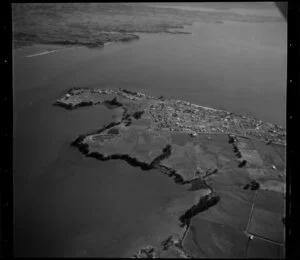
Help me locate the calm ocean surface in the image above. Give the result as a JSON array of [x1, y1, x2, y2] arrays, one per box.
[[13, 20, 286, 256]]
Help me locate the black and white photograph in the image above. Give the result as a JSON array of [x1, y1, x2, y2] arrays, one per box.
[[11, 2, 287, 258]]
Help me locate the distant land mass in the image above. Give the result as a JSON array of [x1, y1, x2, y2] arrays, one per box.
[[54, 88, 285, 258], [12, 3, 283, 49]]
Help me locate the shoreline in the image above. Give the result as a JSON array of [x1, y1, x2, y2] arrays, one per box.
[[54, 87, 286, 258], [54, 87, 286, 146]]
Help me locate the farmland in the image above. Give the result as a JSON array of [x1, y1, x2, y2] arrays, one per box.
[[54, 87, 285, 258]]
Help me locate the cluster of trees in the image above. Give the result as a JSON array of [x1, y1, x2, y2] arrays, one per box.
[[238, 160, 247, 168], [132, 111, 144, 119], [243, 180, 259, 190]]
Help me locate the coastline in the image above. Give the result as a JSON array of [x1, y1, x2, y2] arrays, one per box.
[[54, 87, 286, 146]]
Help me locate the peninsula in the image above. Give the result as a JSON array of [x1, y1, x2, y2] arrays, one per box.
[[54, 87, 286, 258]]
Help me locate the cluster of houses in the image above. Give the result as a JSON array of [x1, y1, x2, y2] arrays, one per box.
[[145, 98, 285, 145]]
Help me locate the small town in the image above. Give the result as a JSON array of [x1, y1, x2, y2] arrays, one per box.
[[145, 97, 286, 145], [12, 2, 287, 258], [57, 87, 286, 146]]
